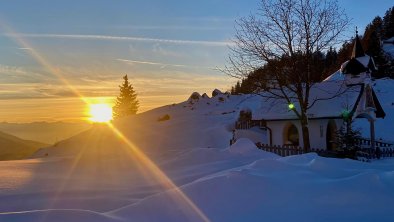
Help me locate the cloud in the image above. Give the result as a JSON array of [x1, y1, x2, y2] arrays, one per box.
[[116, 25, 232, 31], [175, 16, 236, 23], [151, 43, 183, 58], [0, 82, 117, 100], [0, 64, 27, 75], [117, 59, 186, 68], [0, 64, 49, 83], [3, 33, 233, 47], [116, 58, 213, 70], [17, 47, 33, 51]]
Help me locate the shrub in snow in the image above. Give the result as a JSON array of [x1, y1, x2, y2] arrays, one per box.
[[189, 92, 201, 101], [202, 93, 209, 99], [334, 121, 362, 159], [218, 97, 225, 102], [158, 114, 170, 122], [212, 89, 222, 97]]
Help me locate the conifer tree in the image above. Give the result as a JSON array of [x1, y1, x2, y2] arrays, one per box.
[[363, 16, 388, 78], [383, 7, 394, 39], [234, 81, 241, 94], [324, 47, 338, 76], [113, 75, 139, 119]]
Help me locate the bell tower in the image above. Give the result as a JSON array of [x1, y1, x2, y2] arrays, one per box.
[[340, 29, 376, 85]]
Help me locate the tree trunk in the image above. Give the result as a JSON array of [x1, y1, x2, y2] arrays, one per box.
[[300, 115, 311, 152]]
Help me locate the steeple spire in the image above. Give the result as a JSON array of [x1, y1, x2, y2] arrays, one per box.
[[351, 27, 365, 58]]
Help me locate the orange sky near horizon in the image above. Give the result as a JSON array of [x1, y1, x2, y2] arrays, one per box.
[[1, 0, 392, 123], [0, 94, 195, 123]]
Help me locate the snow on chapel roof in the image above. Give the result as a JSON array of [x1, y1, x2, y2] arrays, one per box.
[[251, 32, 385, 121], [324, 70, 344, 81], [252, 81, 363, 120]]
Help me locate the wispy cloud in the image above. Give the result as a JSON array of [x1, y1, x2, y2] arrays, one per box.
[[116, 25, 232, 31], [0, 64, 49, 83], [176, 16, 236, 23], [116, 58, 214, 70], [17, 47, 33, 51], [3, 33, 233, 47]]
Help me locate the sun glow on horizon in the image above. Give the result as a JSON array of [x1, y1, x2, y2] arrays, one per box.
[[89, 103, 113, 123], [1, 21, 210, 221]]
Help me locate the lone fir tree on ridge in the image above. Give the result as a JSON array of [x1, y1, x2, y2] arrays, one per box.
[[113, 75, 139, 119]]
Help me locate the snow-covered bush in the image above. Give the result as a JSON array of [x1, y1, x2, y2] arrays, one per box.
[[212, 89, 222, 97], [189, 92, 201, 101]]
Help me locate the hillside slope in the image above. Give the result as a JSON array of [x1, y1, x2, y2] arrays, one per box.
[[0, 131, 48, 160], [2, 84, 394, 221], [32, 91, 256, 158], [33, 79, 394, 159]]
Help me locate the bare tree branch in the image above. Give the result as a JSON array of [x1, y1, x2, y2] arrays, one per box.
[[222, 0, 350, 150]]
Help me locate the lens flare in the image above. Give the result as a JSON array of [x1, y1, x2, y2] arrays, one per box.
[[0, 20, 209, 222]]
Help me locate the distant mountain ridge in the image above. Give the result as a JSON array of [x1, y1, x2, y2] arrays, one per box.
[[0, 131, 49, 160], [0, 122, 91, 144]]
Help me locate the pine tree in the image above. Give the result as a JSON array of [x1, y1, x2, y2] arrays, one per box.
[[363, 16, 383, 54], [234, 81, 241, 94], [113, 75, 139, 119], [324, 47, 338, 76], [383, 7, 394, 39], [336, 39, 354, 66], [230, 86, 236, 95], [363, 16, 389, 78], [335, 121, 362, 155]]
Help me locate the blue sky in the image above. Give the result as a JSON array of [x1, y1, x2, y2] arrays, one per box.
[[0, 0, 393, 122]]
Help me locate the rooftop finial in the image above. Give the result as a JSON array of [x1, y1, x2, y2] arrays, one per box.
[[351, 27, 365, 59]]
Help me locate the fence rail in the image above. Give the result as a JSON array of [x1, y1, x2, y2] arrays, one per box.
[[235, 120, 266, 130], [254, 142, 394, 161], [255, 143, 324, 157], [233, 120, 394, 161], [355, 138, 394, 149]]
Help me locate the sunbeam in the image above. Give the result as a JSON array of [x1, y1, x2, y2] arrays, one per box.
[[0, 20, 209, 222], [107, 122, 211, 222], [0, 21, 88, 104]]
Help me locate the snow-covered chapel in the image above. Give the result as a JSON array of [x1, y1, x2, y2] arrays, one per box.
[[236, 33, 386, 151]]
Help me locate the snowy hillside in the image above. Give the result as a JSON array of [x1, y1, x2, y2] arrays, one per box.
[[1, 84, 394, 221], [32, 91, 260, 158]]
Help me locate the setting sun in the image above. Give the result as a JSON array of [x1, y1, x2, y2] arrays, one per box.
[[89, 103, 113, 123]]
